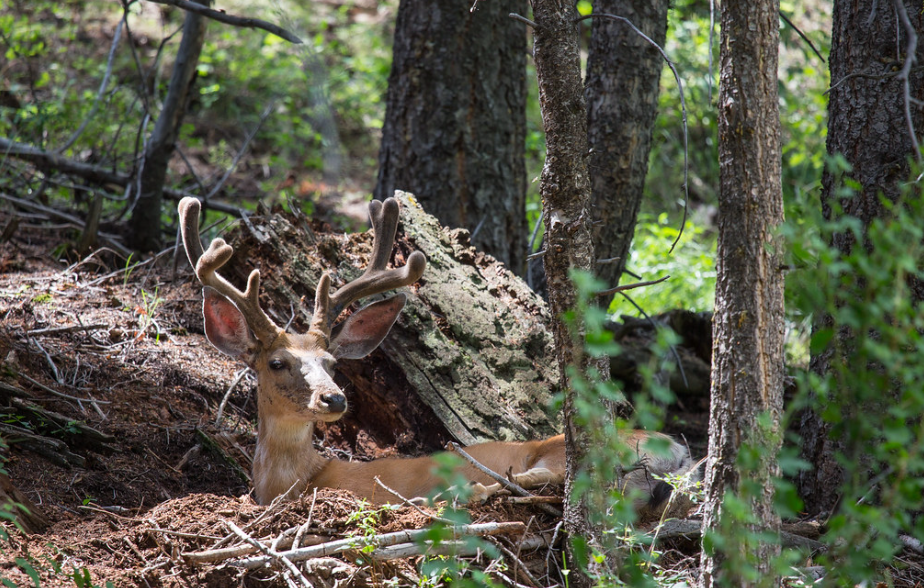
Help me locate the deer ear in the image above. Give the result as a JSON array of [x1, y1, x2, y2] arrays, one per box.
[[202, 286, 260, 360], [330, 294, 407, 360]]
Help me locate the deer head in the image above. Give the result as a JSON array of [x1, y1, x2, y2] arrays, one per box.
[[177, 197, 426, 430]]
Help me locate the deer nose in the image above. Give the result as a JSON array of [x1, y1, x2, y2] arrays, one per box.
[[321, 393, 346, 413]]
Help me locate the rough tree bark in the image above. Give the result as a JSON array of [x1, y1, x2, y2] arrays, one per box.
[[797, 0, 924, 516], [129, 1, 209, 251], [585, 0, 668, 293], [530, 1, 596, 585], [222, 192, 561, 453], [374, 0, 529, 275], [700, 0, 785, 586]]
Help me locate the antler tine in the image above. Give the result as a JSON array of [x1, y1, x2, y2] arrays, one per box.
[[177, 197, 282, 345], [178, 197, 205, 267], [327, 197, 426, 324]]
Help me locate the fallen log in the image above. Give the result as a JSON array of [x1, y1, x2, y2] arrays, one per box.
[[215, 191, 562, 451]]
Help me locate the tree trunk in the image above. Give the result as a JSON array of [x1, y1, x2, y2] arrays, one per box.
[[221, 192, 561, 454], [531, 1, 596, 585], [797, 0, 924, 516], [700, 0, 784, 585], [374, 0, 529, 276], [585, 0, 668, 294], [129, 1, 209, 252]]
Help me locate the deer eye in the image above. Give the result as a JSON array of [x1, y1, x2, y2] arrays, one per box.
[[268, 358, 286, 371]]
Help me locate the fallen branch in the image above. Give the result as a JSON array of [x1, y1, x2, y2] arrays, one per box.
[[447, 442, 562, 518], [366, 540, 471, 561], [0, 192, 132, 258], [0, 422, 86, 467], [25, 323, 109, 337], [183, 532, 328, 564], [900, 533, 924, 555], [233, 521, 526, 570], [9, 397, 116, 446], [507, 496, 562, 505], [373, 476, 454, 524], [0, 140, 247, 217], [15, 371, 112, 406], [647, 519, 826, 553], [364, 534, 558, 563], [487, 535, 545, 588]]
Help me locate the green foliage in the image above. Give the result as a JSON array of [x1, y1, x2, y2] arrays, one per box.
[[561, 270, 702, 586], [609, 213, 716, 315], [29, 293, 53, 305], [138, 287, 163, 342], [780, 156, 924, 585], [345, 500, 400, 559], [784, 157, 924, 586], [0, 491, 113, 588], [193, 1, 393, 173], [0, 0, 395, 227]]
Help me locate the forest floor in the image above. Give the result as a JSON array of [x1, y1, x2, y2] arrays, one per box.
[[0, 221, 706, 587], [1, 220, 921, 587]]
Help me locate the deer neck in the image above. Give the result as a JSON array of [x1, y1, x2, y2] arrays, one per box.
[[252, 405, 329, 504]]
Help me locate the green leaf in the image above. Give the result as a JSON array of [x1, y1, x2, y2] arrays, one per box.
[[809, 328, 834, 354]]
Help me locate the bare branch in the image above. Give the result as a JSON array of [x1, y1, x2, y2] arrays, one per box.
[[26, 324, 109, 336], [447, 442, 562, 518], [225, 520, 312, 588], [779, 11, 826, 64], [617, 292, 689, 389], [892, 0, 921, 162], [595, 275, 669, 296], [509, 13, 538, 28], [214, 367, 250, 427], [825, 68, 902, 95], [143, 0, 303, 44]]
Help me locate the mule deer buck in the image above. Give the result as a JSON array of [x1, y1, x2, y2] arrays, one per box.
[[178, 196, 696, 515]]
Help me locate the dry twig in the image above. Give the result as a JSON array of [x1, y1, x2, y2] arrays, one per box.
[[226, 520, 313, 588], [447, 442, 562, 518], [233, 522, 526, 570]]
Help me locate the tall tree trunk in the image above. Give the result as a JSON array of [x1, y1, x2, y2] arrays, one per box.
[[374, 0, 528, 275], [129, 1, 209, 252], [585, 0, 668, 294], [797, 0, 924, 516], [531, 2, 595, 585], [700, 0, 784, 585]]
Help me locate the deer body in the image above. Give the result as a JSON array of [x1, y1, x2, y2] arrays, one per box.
[[178, 197, 696, 513], [255, 418, 567, 504]]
